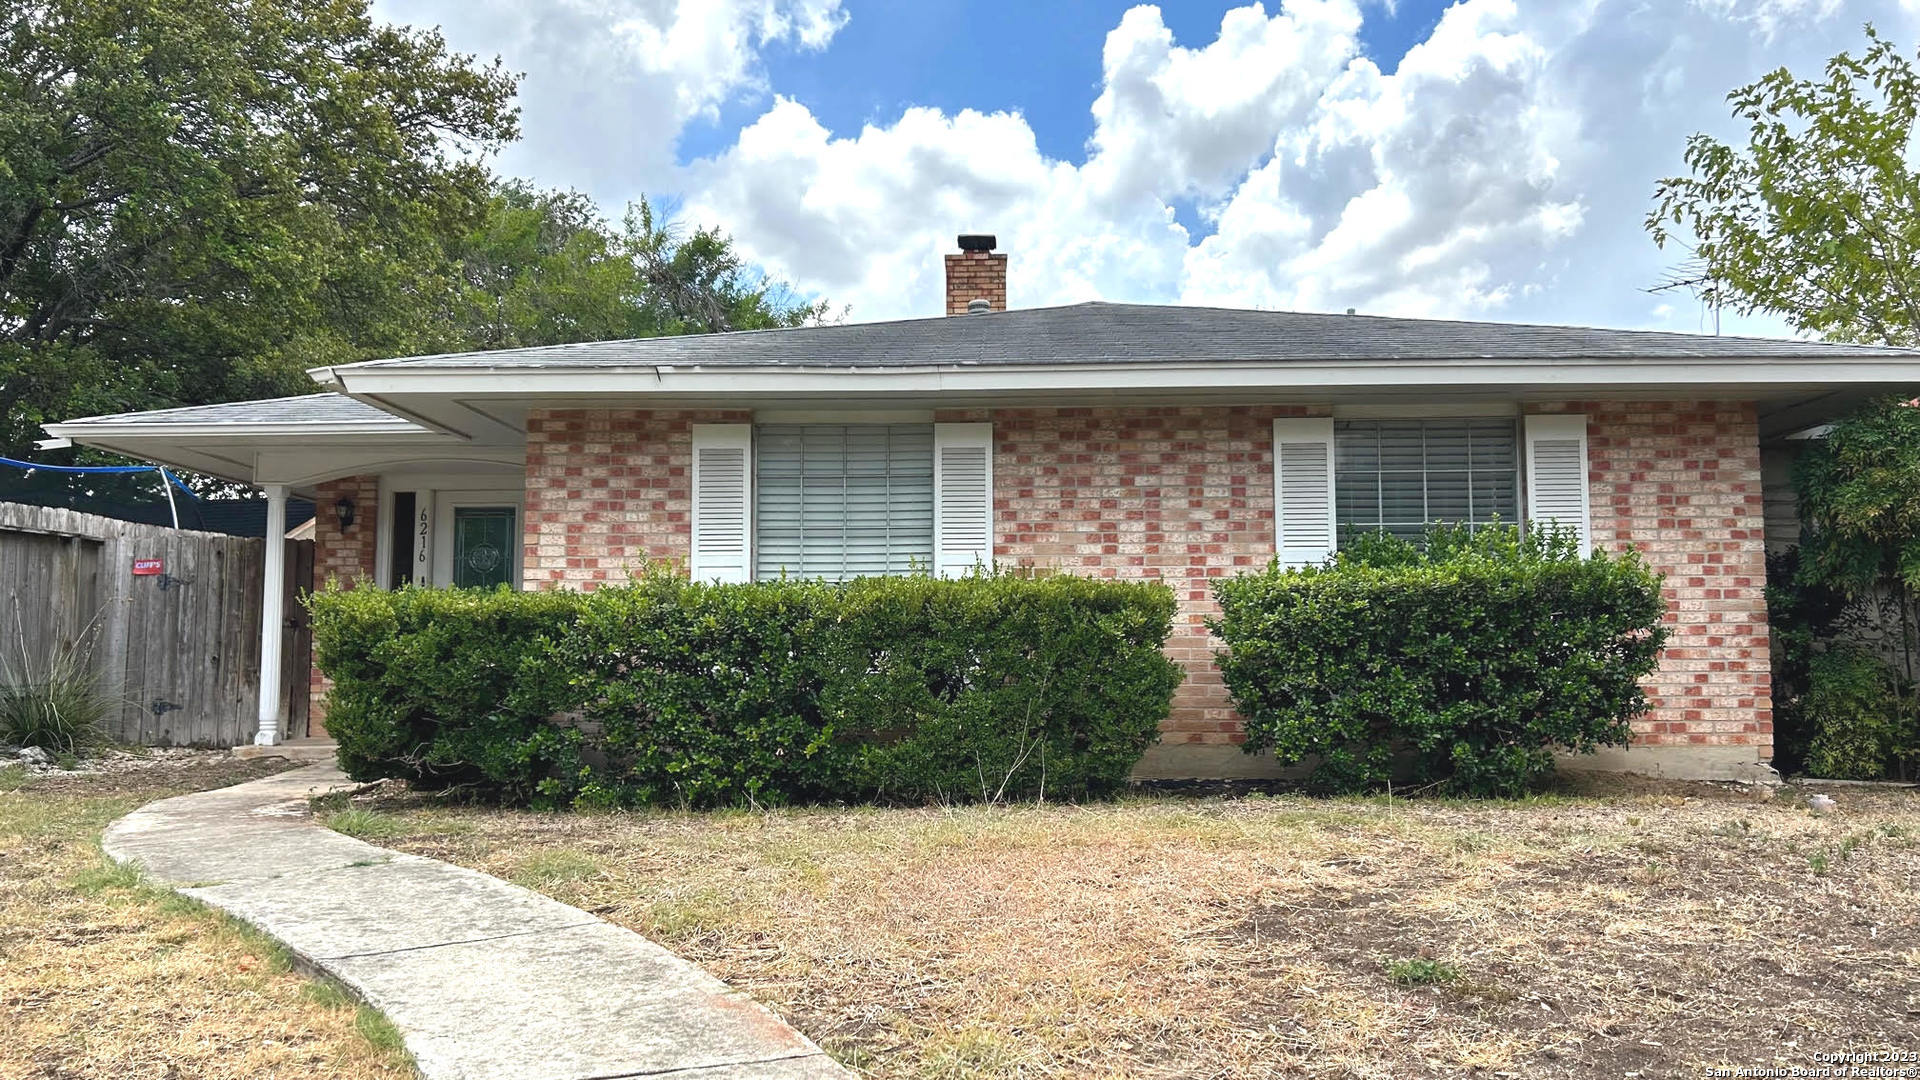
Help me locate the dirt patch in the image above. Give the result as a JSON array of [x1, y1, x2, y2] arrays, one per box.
[[1229, 832, 1912, 1077], [8, 752, 301, 796], [353, 782, 1920, 1079]]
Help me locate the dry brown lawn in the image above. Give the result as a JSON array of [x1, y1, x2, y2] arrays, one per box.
[[347, 776, 1920, 1080], [0, 756, 415, 1080]]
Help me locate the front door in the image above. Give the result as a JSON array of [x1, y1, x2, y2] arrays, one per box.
[[452, 507, 516, 589]]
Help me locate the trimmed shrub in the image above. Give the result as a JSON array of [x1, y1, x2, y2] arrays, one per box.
[[1208, 525, 1668, 796], [309, 570, 1182, 807], [311, 586, 587, 802], [822, 572, 1184, 802], [545, 575, 839, 808]]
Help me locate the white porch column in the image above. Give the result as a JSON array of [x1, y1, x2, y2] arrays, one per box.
[[254, 484, 288, 745]]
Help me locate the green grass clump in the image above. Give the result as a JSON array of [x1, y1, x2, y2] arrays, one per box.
[[324, 809, 409, 841], [1387, 956, 1462, 986], [0, 644, 110, 752]]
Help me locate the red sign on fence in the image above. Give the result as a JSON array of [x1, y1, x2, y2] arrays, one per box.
[[132, 558, 163, 575]]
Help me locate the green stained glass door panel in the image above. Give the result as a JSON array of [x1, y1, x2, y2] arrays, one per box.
[[453, 508, 515, 588]]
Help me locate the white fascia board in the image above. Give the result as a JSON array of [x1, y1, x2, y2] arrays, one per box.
[[41, 420, 430, 439], [46, 438, 260, 487], [327, 356, 1920, 397]]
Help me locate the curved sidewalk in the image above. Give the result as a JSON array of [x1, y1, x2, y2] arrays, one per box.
[[103, 763, 849, 1080]]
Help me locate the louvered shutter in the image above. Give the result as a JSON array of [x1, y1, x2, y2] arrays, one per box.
[[1524, 413, 1592, 551], [934, 422, 993, 577], [1273, 417, 1336, 565], [691, 424, 752, 582]]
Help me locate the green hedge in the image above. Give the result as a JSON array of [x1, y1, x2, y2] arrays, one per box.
[[310, 571, 1183, 807], [1208, 526, 1669, 795]]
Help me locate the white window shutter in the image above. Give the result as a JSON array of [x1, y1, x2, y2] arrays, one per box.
[[1273, 417, 1336, 566], [933, 422, 993, 577], [691, 424, 752, 582], [1525, 413, 1592, 551]]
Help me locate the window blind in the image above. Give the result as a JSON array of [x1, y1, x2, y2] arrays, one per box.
[[1334, 418, 1519, 541], [754, 424, 935, 581]]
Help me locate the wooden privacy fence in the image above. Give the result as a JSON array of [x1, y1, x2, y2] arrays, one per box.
[[0, 502, 313, 746]]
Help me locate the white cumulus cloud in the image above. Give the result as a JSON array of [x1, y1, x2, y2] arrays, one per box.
[[376, 0, 1920, 334], [370, 0, 847, 195], [686, 0, 1365, 317], [680, 0, 1920, 333]]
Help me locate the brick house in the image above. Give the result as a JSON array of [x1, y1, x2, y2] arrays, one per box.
[[45, 237, 1920, 781]]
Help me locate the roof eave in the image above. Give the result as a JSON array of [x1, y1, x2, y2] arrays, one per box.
[[322, 354, 1920, 397]]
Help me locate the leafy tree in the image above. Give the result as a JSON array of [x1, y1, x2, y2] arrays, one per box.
[[1784, 396, 1920, 778], [443, 183, 629, 350], [1796, 395, 1920, 595], [1653, 31, 1920, 777], [442, 184, 829, 351], [618, 198, 832, 335], [0, 0, 520, 457], [0, 1, 831, 465], [1647, 26, 1920, 345]]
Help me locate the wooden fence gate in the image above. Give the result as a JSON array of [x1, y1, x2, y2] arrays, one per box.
[[0, 502, 315, 746]]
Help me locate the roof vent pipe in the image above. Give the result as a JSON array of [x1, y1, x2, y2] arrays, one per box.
[[967, 298, 991, 315]]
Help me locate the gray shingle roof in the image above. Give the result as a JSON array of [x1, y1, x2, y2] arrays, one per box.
[[330, 301, 1920, 371], [61, 394, 416, 427]]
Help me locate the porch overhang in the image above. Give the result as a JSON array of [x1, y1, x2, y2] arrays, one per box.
[[41, 398, 513, 494]]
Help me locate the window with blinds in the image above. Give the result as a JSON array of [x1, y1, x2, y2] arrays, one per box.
[[1334, 418, 1519, 542], [754, 424, 935, 581]]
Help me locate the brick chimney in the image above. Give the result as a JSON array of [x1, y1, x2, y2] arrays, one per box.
[[944, 234, 1006, 315]]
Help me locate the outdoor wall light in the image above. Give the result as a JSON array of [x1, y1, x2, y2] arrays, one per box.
[[334, 496, 357, 530]]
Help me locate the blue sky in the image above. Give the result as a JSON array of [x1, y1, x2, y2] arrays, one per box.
[[672, 0, 1455, 245], [679, 1, 1452, 165], [372, 0, 1920, 332]]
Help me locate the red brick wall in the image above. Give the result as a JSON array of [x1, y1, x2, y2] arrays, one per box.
[[513, 402, 1772, 760], [523, 408, 752, 589], [969, 406, 1324, 747], [310, 474, 379, 730], [1536, 401, 1772, 752]]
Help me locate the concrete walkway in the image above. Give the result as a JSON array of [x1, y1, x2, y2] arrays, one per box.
[[103, 764, 850, 1080]]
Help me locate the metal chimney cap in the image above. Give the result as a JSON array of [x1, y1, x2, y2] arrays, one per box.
[[967, 298, 992, 314], [957, 234, 996, 252]]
